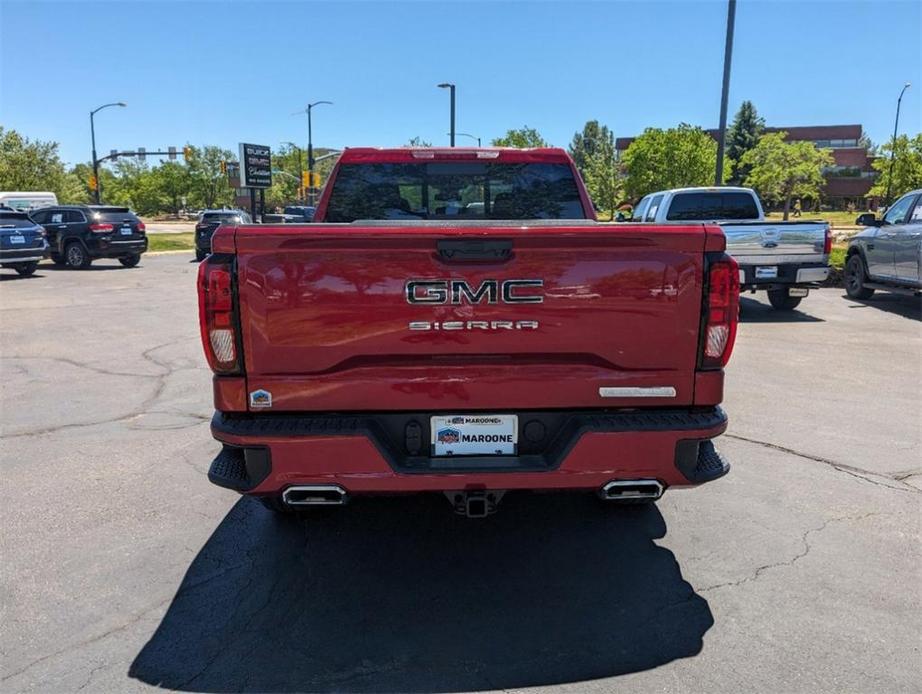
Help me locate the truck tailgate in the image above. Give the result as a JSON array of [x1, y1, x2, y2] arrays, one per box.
[[233, 223, 713, 411], [720, 221, 828, 261]]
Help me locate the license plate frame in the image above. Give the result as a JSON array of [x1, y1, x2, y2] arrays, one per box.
[[120, 226, 133, 236], [755, 266, 778, 279], [430, 414, 518, 457], [789, 287, 809, 297], [9, 235, 25, 244]]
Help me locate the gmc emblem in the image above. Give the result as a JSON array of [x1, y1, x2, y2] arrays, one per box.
[[406, 279, 544, 304]]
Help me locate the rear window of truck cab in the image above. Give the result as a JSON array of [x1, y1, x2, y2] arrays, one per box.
[[666, 192, 760, 221], [324, 162, 585, 222]]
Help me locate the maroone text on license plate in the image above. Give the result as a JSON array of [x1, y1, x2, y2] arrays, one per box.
[[431, 414, 518, 456]]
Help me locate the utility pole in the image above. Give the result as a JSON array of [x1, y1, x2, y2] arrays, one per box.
[[885, 82, 911, 206], [89, 102, 126, 203], [301, 101, 333, 206], [282, 141, 304, 202], [438, 83, 456, 146], [714, 0, 736, 186]]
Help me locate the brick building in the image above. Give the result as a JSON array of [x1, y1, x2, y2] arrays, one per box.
[[614, 124, 878, 208]]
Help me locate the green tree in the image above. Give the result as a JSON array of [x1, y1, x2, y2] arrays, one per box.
[[0, 127, 67, 194], [186, 145, 236, 209], [491, 126, 548, 148], [622, 124, 723, 199], [568, 120, 613, 176], [153, 161, 191, 214], [726, 100, 765, 184], [741, 132, 833, 219], [869, 133, 922, 201], [406, 136, 432, 147], [582, 147, 621, 219]]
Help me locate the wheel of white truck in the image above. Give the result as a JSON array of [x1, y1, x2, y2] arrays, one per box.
[[767, 288, 802, 311], [844, 254, 875, 300]]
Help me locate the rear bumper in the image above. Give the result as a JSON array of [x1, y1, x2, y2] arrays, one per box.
[[209, 407, 730, 496], [738, 260, 829, 289], [86, 237, 148, 258], [0, 242, 47, 262]]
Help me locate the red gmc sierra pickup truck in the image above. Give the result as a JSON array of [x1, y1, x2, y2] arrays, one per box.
[[198, 147, 739, 517]]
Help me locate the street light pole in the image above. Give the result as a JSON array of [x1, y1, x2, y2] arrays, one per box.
[[455, 132, 481, 147], [714, 0, 736, 186], [438, 83, 456, 146], [89, 101, 126, 204], [885, 82, 911, 206], [301, 100, 332, 206]]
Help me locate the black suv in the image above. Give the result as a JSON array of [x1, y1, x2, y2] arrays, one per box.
[[195, 209, 251, 261], [30, 205, 148, 269]]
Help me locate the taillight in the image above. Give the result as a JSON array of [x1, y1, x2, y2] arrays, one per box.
[[823, 226, 832, 255], [137, 221, 146, 233], [89, 223, 114, 233], [198, 258, 240, 374], [700, 254, 740, 369]]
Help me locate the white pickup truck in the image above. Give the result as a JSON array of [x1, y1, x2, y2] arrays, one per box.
[[630, 187, 830, 310]]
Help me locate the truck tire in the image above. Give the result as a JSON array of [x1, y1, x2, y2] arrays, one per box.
[[767, 288, 802, 311], [14, 262, 39, 277], [119, 254, 141, 268], [65, 242, 91, 269], [844, 254, 875, 300]]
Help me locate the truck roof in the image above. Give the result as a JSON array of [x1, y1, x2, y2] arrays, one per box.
[[337, 147, 575, 164], [647, 186, 756, 195]]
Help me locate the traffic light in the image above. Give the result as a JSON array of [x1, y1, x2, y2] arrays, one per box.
[[301, 171, 310, 188], [183, 146, 193, 162], [220, 161, 227, 175], [88, 175, 98, 191]]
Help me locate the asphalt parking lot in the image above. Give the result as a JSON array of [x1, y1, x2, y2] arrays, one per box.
[[1, 253, 920, 693]]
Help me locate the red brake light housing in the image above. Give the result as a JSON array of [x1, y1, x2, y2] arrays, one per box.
[[137, 221, 146, 233], [198, 257, 241, 374], [699, 253, 740, 369], [89, 223, 114, 233], [823, 226, 832, 255]]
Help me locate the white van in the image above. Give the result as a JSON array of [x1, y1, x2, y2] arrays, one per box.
[[0, 191, 58, 212]]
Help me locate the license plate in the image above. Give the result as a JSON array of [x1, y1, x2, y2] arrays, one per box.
[[120, 227, 132, 235], [789, 287, 809, 297], [431, 414, 518, 456], [755, 266, 778, 279], [9, 235, 24, 244]]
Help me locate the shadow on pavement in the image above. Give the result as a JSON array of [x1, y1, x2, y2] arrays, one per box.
[[0, 273, 45, 281], [130, 494, 712, 692], [739, 296, 824, 323], [843, 293, 922, 321]]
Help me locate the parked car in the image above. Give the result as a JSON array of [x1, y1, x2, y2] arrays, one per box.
[[194, 209, 251, 262], [283, 205, 316, 222], [199, 147, 739, 517], [628, 187, 830, 310], [29, 205, 147, 269], [0, 210, 47, 276], [845, 190, 922, 299]]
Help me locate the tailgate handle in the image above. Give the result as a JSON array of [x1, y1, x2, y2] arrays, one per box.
[[437, 239, 513, 263]]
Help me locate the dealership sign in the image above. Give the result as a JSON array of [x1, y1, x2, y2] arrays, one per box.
[[238, 143, 272, 188]]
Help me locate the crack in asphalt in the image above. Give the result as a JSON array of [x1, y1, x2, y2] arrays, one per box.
[[1, 338, 205, 439], [698, 511, 884, 593], [724, 434, 919, 494]]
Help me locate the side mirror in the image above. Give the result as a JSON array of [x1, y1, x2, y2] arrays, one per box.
[[855, 213, 878, 227]]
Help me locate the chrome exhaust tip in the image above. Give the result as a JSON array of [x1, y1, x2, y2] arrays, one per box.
[[598, 479, 664, 502], [282, 484, 348, 506]]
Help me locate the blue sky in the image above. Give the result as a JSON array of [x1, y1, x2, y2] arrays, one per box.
[[2, 0, 920, 166]]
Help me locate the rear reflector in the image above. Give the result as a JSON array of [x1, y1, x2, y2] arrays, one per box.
[[198, 258, 240, 374], [700, 255, 740, 369]]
